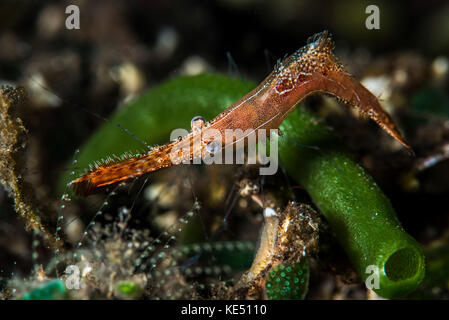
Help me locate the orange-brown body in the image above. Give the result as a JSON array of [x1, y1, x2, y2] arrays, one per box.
[[71, 31, 411, 196]]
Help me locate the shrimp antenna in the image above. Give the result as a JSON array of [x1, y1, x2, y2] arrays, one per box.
[[29, 77, 150, 149]]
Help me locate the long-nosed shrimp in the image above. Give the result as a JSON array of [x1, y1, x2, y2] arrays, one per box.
[[71, 31, 412, 196]]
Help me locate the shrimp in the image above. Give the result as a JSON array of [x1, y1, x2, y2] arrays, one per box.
[[71, 31, 412, 196]]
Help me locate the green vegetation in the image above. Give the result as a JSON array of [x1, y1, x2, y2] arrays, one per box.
[[265, 260, 309, 300]]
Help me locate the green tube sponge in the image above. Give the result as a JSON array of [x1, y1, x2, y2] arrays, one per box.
[[278, 107, 425, 298]]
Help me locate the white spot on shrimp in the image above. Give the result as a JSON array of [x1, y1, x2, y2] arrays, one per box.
[[190, 115, 206, 132], [263, 207, 277, 218], [206, 140, 220, 155]]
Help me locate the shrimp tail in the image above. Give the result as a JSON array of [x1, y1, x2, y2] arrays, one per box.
[[70, 143, 176, 196]]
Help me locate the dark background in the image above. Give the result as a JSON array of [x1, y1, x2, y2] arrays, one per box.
[[1, 0, 449, 299]]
